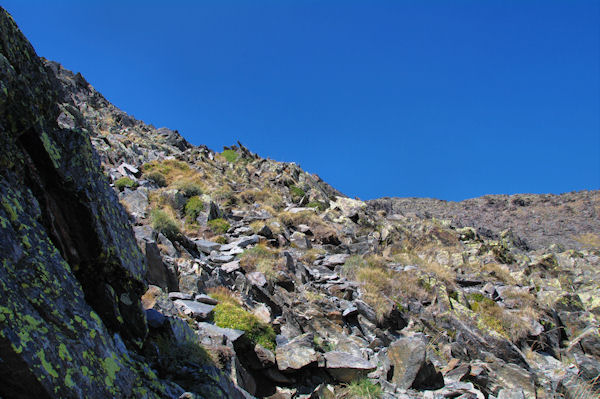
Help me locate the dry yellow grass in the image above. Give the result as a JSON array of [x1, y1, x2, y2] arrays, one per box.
[[238, 188, 284, 209], [238, 244, 281, 278], [278, 210, 321, 227], [481, 262, 518, 285], [299, 248, 326, 264], [575, 233, 600, 250], [206, 286, 241, 306], [421, 261, 456, 288]]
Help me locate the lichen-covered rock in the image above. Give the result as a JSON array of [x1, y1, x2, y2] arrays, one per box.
[[275, 333, 318, 372], [0, 7, 174, 398], [1, 10, 253, 395]]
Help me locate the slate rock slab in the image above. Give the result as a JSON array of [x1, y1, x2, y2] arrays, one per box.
[[323, 351, 376, 382], [174, 300, 215, 320]]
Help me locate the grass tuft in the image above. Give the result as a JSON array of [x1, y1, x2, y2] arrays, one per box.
[[340, 378, 382, 399], [145, 171, 167, 187], [212, 302, 276, 350], [238, 244, 280, 277], [115, 177, 137, 191], [150, 208, 181, 242], [207, 218, 230, 234], [184, 196, 204, 222]]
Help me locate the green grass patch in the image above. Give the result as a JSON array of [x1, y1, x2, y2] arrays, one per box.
[[207, 218, 230, 234], [114, 177, 137, 191], [185, 196, 204, 222], [145, 171, 167, 187], [212, 302, 276, 350], [150, 209, 181, 242], [221, 149, 239, 163], [307, 201, 328, 212], [289, 185, 305, 201]]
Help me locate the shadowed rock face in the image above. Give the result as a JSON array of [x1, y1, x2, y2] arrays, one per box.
[[368, 191, 600, 251], [0, 7, 166, 398]]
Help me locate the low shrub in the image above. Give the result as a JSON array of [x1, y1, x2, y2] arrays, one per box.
[[145, 171, 167, 187], [150, 209, 181, 242], [221, 149, 239, 163], [114, 177, 137, 191], [184, 196, 204, 221], [212, 302, 276, 350], [289, 185, 305, 201], [177, 181, 204, 197], [207, 218, 230, 234], [213, 235, 228, 244], [307, 201, 328, 212]]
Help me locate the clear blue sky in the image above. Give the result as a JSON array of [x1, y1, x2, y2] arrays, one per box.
[[4, 1, 599, 201]]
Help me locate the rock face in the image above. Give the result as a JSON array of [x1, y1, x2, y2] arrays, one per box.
[[0, 8, 158, 398], [0, 8, 241, 399]]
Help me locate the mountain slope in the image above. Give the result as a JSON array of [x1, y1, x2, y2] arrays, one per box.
[[2, 6, 599, 399], [368, 191, 600, 251]]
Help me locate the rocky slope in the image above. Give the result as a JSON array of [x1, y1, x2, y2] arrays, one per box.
[[368, 192, 600, 251], [1, 7, 599, 399]]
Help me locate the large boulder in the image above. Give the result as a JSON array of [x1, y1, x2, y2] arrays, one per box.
[[323, 351, 376, 383], [275, 333, 318, 372], [387, 336, 444, 390]]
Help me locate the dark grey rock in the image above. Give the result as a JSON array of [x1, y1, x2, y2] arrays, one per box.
[[221, 260, 241, 273], [119, 188, 148, 219], [195, 294, 218, 305], [387, 336, 427, 389], [257, 224, 273, 239], [168, 292, 193, 301], [174, 300, 215, 320], [323, 351, 376, 383], [146, 309, 167, 328], [276, 333, 318, 372], [322, 254, 350, 268], [208, 201, 224, 221], [195, 239, 222, 254], [209, 252, 235, 264], [196, 322, 245, 344]]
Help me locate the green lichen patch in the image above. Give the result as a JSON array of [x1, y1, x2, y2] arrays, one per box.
[[40, 131, 62, 168]]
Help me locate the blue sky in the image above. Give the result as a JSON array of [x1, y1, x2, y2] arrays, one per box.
[[4, 1, 599, 200]]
